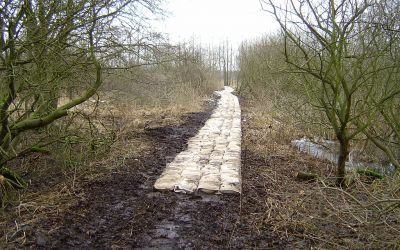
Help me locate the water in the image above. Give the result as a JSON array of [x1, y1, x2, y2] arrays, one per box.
[[291, 138, 395, 175]]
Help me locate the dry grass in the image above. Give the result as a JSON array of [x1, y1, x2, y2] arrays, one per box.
[[241, 97, 400, 249], [0, 81, 221, 246]]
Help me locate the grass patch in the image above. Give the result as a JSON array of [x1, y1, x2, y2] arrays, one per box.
[[0, 82, 220, 247], [240, 97, 400, 249]]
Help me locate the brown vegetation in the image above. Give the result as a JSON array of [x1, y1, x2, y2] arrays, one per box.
[[1, 0, 399, 248], [238, 97, 400, 248], [1, 91, 399, 248], [0, 78, 220, 246]]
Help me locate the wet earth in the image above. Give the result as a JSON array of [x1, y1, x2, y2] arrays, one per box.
[[3, 97, 290, 249], [35, 99, 239, 249], [21, 99, 243, 249], [3, 93, 398, 249]]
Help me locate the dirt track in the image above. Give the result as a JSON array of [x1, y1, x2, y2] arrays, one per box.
[[2, 91, 399, 249], [27, 98, 237, 249], [2, 97, 292, 249]]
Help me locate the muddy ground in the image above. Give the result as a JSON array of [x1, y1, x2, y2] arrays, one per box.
[[32, 98, 241, 249], [1, 96, 398, 249], [1, 95, 290, 249]]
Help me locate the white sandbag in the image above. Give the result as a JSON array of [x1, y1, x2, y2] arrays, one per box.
[[154, 86, 242, 195]]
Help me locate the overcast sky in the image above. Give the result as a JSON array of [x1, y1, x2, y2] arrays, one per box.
[[154, 0, 280, 49]]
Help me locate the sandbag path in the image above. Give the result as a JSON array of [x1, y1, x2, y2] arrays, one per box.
[[154, 86, 241, 194]]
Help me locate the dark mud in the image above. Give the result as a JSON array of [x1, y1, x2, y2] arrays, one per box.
[[3, 97, 292, 249], [43, 104, 207, 247], [10, 98, 238, 249], [3, 95, 397, 249]]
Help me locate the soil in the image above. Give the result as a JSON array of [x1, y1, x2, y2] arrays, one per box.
[[0, 95, 288, 249], [2, 96, 398, 249]]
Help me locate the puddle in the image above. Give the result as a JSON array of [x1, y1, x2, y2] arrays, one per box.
[[144, 203, 188, 249], [144, 192, 225, 249], [292, 138, 395, 175], [153, 221, 180, 239]]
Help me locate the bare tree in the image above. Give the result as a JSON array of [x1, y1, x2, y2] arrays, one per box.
[[355, 0, 400, 169], [217, 40, 234, 86], [0, 0, 162, 184], [261, 0, 400, 185]]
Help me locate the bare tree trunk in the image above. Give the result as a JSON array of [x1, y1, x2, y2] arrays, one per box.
[[230, 46, 234, 87], [226, 40, 229, 86], [337, 136, 349, 186], [365, 131, 400, 170]]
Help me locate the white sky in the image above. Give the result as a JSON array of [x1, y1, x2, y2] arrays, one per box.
[[154, 0, 280, 49]]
